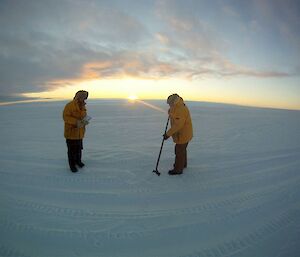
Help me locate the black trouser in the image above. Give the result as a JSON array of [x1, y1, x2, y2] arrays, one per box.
[[174, 143, 188, 172], [66, 139, 83, 169]]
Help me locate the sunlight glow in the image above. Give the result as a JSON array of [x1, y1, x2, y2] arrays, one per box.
[[135, 99, 167, 114], [23, 78, 185, 101], [128, 95, 138, 101], [20, 77, 300, 110]]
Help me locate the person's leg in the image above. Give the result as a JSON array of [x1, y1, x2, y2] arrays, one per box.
[[184, 142, 189, 168], [66, 139, 78, 172], [171, 143, 188, 174], [76, 139, 85, 167]]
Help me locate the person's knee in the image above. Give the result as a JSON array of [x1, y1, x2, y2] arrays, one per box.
[[175, 145, 186, 155]]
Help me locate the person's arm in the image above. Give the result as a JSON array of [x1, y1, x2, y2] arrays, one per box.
[[166, 109, 186, 136], [63, 104, 78, 126]]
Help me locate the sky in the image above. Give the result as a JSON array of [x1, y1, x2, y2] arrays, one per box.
[[0, 0, 299, 109]]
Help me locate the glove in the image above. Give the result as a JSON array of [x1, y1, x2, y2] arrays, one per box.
[[77, 115, 91, 128], [77, 119, 88, 128], [163, 133, 170, 140], [83, 115, 92, 123]]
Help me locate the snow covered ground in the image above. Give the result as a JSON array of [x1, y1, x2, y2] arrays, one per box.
[[0, 99, 300, 257]]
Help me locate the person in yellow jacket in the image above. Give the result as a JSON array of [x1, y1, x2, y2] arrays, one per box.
[[63, 90, 89, 172], [163, 94, 193, 175]]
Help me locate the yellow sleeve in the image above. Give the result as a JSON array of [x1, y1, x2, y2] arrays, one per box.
[[63, 103, 78, 126], [166, 109, 186, 136]]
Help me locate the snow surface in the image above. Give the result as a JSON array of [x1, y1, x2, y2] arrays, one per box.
[[0, 99, 300, 257]]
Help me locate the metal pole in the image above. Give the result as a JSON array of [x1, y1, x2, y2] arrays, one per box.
[[153, 117, 170, 176]]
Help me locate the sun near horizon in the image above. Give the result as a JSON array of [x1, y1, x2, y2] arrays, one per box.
[[127, 95, 139, 101], [18, 77, 300, 111]]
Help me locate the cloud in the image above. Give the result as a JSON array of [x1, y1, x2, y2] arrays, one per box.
[[153, 0, 292, 79], [0, 0, 150, 95], [79, 49, 290, 82], [155, 33, 170, 45], [0, 0, 297, 97], [213, 58, 290, 78], [77, 50, 181, 80], [155, 0, 226, 58]]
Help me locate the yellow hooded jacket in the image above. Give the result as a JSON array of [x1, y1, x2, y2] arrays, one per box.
[[63, 100, 87, 139], [166, 97, 193, 144]]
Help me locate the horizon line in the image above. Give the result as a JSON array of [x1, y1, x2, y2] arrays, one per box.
[[0, 96, 299, 112]]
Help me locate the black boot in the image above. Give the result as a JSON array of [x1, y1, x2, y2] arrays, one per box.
[[168, 169, 183, 175], [70, 166, 78, 173], [76, 161, 85, 168]]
